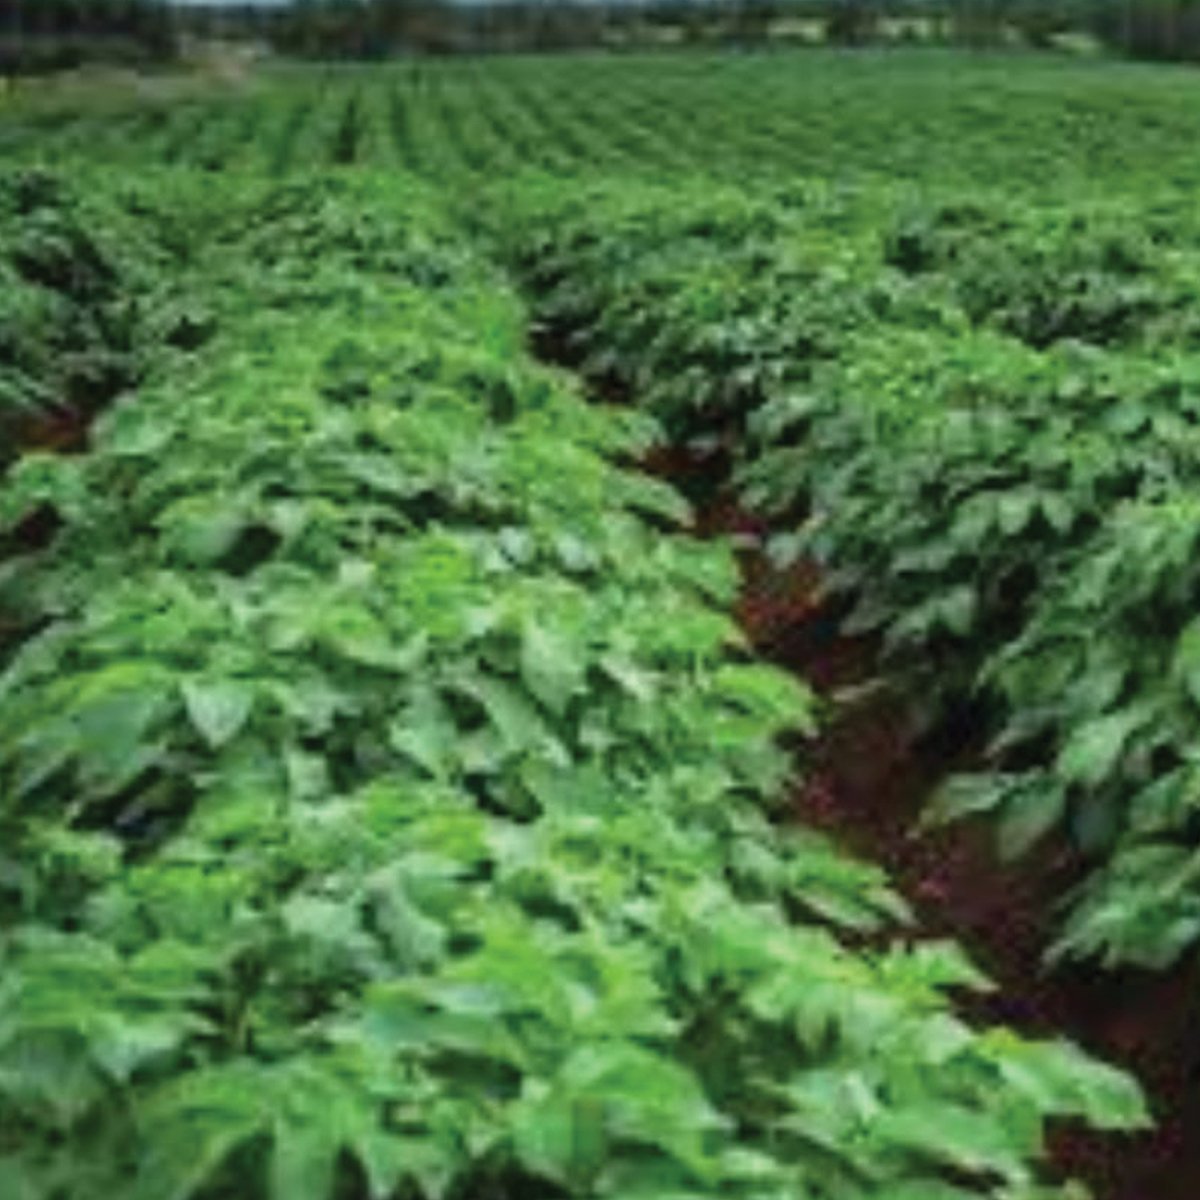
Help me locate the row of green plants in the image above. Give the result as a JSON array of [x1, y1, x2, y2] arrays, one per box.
[[13, 50, 1200, 201], [0, 165, 1147, 1197], [489, 173, 1200, 971], [0, 169, 164, 471]]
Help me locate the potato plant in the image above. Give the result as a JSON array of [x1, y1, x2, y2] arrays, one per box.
[[0, 168, 1148, 1200], [492, 174, 1200, 973]]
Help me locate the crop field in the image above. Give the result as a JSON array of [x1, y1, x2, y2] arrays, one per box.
[[10, 51, 1200, 190], [8, 45, 1200, 1200]]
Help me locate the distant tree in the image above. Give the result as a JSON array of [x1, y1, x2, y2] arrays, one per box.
[[0, 0, 176, 73], [1091, 0, 1200, 61], [946, 0, 1009, 46], [825, 0, 880, 43], [728, 0, 779, 44]]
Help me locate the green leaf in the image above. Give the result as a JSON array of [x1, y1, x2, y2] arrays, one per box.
[[1056, 710, 1143, 789], [133, 1068, 263, 1200], [924, 773, 1012, 828], [271, 1118, 338, 1200], [368, 867, 447, 968], [874, 1186, 980, 1200], [0, 1153, 53, 1200], [598, 652, 657, 701], [998, 777, 1067, 860], [389, 685, 459, 777], [66, 665, 175, 792], [0, 453, 88, 530], [595, 1158, 715, 1199], [1039, 490, 1075, 534], [557, 1042, 724, 1173], [874, 1102, 1027, 1180], [319, 606, 415, 671], [711, 664, 816, 733], [939, 585, 976, 636], [461, 674, 563, 761], [1173, 616, 1200, 707], [997, 489, 1037, 536], [985, 1033, 1151, 1130], [90, 1012, 200, 1083], [352, 1133, 449, 1200], [520, 621, 586, 715], [0, 1028, 107, 1127], [161, 500, 249, 567], [512, 1085, 607, 1189], [894, 941, 995, 994], [181, 679, 254, 750], [281, 894, 370, 954]]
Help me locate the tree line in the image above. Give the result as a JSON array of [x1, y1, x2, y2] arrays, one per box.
[[3, 0, 1200, 75], [247, 0, 1200, 59], [0, 0, 176, 72]]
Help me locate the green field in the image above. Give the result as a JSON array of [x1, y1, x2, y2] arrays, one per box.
[[8, 50, 1200, 191], [9, 46, 1200, 1200]]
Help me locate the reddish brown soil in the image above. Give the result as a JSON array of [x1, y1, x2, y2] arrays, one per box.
[[18, 406, 92, 456], [649, 447, 1200, 1200]]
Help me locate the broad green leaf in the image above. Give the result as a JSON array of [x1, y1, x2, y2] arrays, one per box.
[[319, 606, 414, 671], [877, 1186, 981, 1200], [389, 685, 458, 777], [939, 585, 976, 636], [997, 489, 1037, 536], [133, 1068, 263, 1200], [985, 1034, 1151, 1130], [711, 664, 816, 732], [0, 1028, 106, 1128], [520, 621, 586, 715], [160, 500, 249, 566], [369, 870, 447, 968], [352, 1132, 452, 1200], [998, 777, 1067, 860], [461, 674, 564, 761], [0, 453, 88, 529], [90, 1012, 200, 1082], [924, 773, 1011, 828], [1173, 616, 1200, 707], [182, 678, 255, 750], [596, 1157, 716, 1199], [874, 1102, 1028, 1181], [271, 1118, 338, 1200], [0, 1153, 54, 1200], [512, 1085, 607, 1189], [1056, 711, 1143, 789]]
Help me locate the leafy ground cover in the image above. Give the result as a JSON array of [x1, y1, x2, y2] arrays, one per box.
[[13, 45, 1200, 1200], [0, 164, 1151, 1199]]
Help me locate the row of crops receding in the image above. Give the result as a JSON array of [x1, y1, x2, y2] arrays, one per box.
[[484, 172, 1200, 976], [0, 170, 159, 470], [0, 163, 1153, 1199], [20, 43, 1200, 1197], [13, 52, 1200, 198]]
